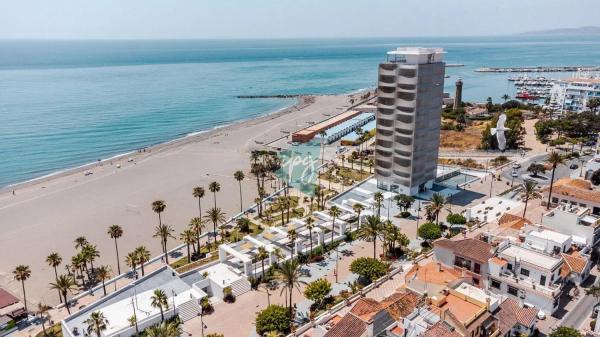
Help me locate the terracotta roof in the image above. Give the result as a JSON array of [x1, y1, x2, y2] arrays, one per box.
[[350, 298, 383, 321], [391, 325, 404, 336], [405, 262, 462, 287], [436, 293, 484, 323], [324, 313, 367, 337], [380, 291, 421, 321], [498, 213, 531, 229], [490, 257, 508, 266], [496, 298, 537, 333], [423, 321, 462, 337], [545, 178, 600, 203], [561, 251, 588, 275], [0, 289, 19, 309], [434, 238, 495, 263]]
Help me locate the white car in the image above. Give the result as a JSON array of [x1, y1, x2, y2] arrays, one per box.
[[511, 170, 519, 178], [512, 163, 521, 169]]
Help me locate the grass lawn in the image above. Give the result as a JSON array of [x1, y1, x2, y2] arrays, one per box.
[[170, 242, 220, 270], [320, 167, 371, 185], [223, 221, 263, 242], [35, 323, 62, 337]]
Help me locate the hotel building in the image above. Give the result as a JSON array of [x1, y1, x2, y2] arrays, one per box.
[[374, 47, 446, 195]]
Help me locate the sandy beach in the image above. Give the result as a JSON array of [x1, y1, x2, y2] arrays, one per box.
[[0, 93, 355, 305]]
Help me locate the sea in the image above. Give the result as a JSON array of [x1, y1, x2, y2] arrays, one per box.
[[1, 36, 600, 187]]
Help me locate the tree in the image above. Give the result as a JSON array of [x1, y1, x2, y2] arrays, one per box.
[[46, 252, 63, 303], [592, 169, 600, 186], [150, 289, 169, 322], [328, 206, 341, 244], [36, 303, 51, 337], [287, 229, 298, 258], [486, 97, 493, 111], [204, 207, 226, 243], [382, 221, 410, 258], [352, 203, 365, 230], [446, 213, 467, 225], [96, 266, 111, 296], [545, 151, 565, 209], [356, 215, 382, 258], [275, 259, 306, 315], [180, 229, 197, 263], [305, 217, 315, 255], [520, 180, 541, 218], [146, 321, 182, 337], [85, 311, 108, 337], [429, 193, 447, 225], [527, 163, 546, 177], [417, 222, 442, 242], [107, 224, 124, 275], [192, 186, 205, 218], [13, 265, 31, 312], [501, 94, 510, 102], [153, 224, 175, 264], [255, 305, 290, 336], [481, 109, 525, 150], [151, 200, 167, 227], [234, 170, 245, 212], [82, 244, 100, 271], [349, 257, 388, 284], [588, 98, 600, 113], [125, 252, 138, 278], [394, 194, 414, 214], [134, 246, 151, 276], [303, 278, 331, 309], [256, 246, 269, 280], [208, 181, 221, 209], [585, 285, 600, 303], [373, 192, 384, 218], [74, 236, 89, 251], [548, 327, 582, 337], [50, 275, 77, 314], [189, 217, 204, 253]]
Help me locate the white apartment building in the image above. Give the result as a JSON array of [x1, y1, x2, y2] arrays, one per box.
[[543, 204, 600, 246], [487, 242, 563, 314], [549, 75, 600, 113]]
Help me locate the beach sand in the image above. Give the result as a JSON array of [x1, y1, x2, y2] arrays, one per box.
[[0, 94, 355, 305]]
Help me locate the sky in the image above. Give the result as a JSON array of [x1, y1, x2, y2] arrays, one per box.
[[1, 0, 599, 39]]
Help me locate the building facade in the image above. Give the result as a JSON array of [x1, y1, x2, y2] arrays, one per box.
[[548, 76, 600, 113], [374, 47, 446, 195]]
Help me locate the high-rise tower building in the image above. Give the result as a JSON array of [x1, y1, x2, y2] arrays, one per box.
[[374, 47, 446, 195]]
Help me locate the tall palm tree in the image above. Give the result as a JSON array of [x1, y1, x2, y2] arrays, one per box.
[[208, 181, 221, 209], [305, 217, 315, 255], [107, 224, 124, 275], [520, 180, 541, 218], [50, 275, 77, 314], [545, 151, 565, 209], [189, 217, 204, 252], [192, 186, 205, 218], [85, 311, 109, 337], [135, 246, 151, 276], [153, 224, 175, 264], [287, 229, 298, 258], [276, 196, 288, 226], [180, 229, 197, 263], [13, 265, 31, 312], [501, 94, 510, 102], [275, 259, 306, 316], [352, 203, 365, 230], [46, 252, 63, 303], [234, 170, 245, 212], [150, 289, 169, 322], [146, 321, 182, 337], [96, 266, 111, 296], [36, 302, 51, 337], [430, 193, 447, 225], [373, 192, 384, 218], [256, 246, 269, 279], [151, 200, 167, 227], [328, 206, 341, 244], [356, 215, 382, 258], [125, 252, 139, 279], [204, 207, 226, 243], [82, 244, 100, 271], [74, 236, 88, 251]]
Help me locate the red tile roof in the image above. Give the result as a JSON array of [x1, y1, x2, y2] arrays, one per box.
[[498, 213, 531, 229], [561, 251, 588, 275], [350, 298, 383, 321], [496, 298, 538, 333], [0, 288, 19, 309], [423, 321, 462, 337], [434, 238, 495, 263], [545, 178, 600, 203], [380, 291, 421, 321], [324, 313, 367, 337]]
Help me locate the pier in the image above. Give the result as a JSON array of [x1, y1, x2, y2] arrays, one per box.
[[236, 94, 307, 99], [476, 65, 600, 73]]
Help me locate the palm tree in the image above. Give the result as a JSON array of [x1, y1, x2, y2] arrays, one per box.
[[134, 246, 151, 276], [153, 224, 175, 264], [356, 215, 382, 258], [180, 229, 197, 263], [107, 225, 124, 275], [46, 252, 63, 303], [256, 246, 269, 280], [287, 229, 298, 258], [125, 252, 139, 279], [328, 206, 341, 244], [373, 192, 384, 218], [275, 259, 306, 315], [430, 193, 447, 225], [501, 94, 510, 102], [276, 196, 288, 226], [82, 244, 100, 271], [234, 170, 245, 212], [204, 207, 226, 244], [36, 303, 51, 337], [367, 159, 374, 174], [545, 151, 565, 209], [305, 217, 315, 255], [352, 203, 365, 230], [146, 321, 182, 337], [50, 275, 77, 314], [150, 289, 169, 322], [152, 200, 167, 227], [85, 311, 108, 337], [74, 236, 88, 251], [96, 266, 111, 296], [520, 180, 541, 218], [189, 217, 204, 252], [13, 265, 31, 312], [192, 186, 206, 218], [208, 181, 221, 209]]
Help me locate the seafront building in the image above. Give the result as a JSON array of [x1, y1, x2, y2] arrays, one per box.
[[548, 75, 600, 113], [374, 47, 446, 195]]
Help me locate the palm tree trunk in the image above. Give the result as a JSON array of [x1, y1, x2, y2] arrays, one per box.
[[239, 182, 243, 212], [54, 267, 62, 303], [160, 307, 164, 322], [164, 240, 170, 264], [187, 243, 191, 263], [309, 229, 313, 255], [41, 320, 47, 337], [114, 238, 121, 275], [213, 192, 217, 209], [289, 284, 294, 317], [102, 280, 106, 296], [331, 216, 336, 244], [196, 230, 201, 255], [141, 261, 145, 276], [64, 293, 71, 314], [373, 239, 377, 259], [523, 198, 529, 218], [20, 281, 27, 312], [547, 167, 556, 210], [158, 212, 162, 227]]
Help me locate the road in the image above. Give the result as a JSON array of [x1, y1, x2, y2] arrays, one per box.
[[561, 288, 597, 329], [501, 153, 590, 187]]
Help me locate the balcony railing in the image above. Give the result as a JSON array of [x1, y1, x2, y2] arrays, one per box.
[[495, 271, 561, 297]]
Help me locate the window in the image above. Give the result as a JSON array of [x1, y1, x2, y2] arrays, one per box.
[[540, 275, 546, 286], [491, 279, 501, 289], [507, 263, 513, 271], [473, 263, 481, 274], [520, 268, 530, 277], [473, 278, 480, 285], [508, 286, 519, 296]]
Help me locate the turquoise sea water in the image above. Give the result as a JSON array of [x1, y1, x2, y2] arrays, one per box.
[[1, 36, 600, 187]]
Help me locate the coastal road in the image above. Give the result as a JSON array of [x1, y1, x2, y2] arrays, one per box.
[[561, 292, 595, 329]]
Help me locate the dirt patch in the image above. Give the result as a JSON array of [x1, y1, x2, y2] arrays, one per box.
[[440, 120, 489, 150]]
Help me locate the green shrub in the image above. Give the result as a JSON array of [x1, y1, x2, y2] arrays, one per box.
[[446, 213, 467, 225], [304, 278, 332, 308], [255, 305, 290, 335], [349, 257, 389, 284], [417, 222, 442, 241]]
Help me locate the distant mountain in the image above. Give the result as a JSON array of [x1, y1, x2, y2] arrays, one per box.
[[521, 26, 600, 36]]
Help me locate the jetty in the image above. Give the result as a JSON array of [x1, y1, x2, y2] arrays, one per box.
[[237, 94, 307, 99], [476, 65, 600, 73]]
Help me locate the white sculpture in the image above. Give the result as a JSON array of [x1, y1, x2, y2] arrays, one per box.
[[491, 113, 509, 151]]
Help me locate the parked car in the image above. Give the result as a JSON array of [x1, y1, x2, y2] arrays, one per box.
[[569, 163, 579, 169], [511, 170, 519, 178], [512, 163, 521, 169]]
